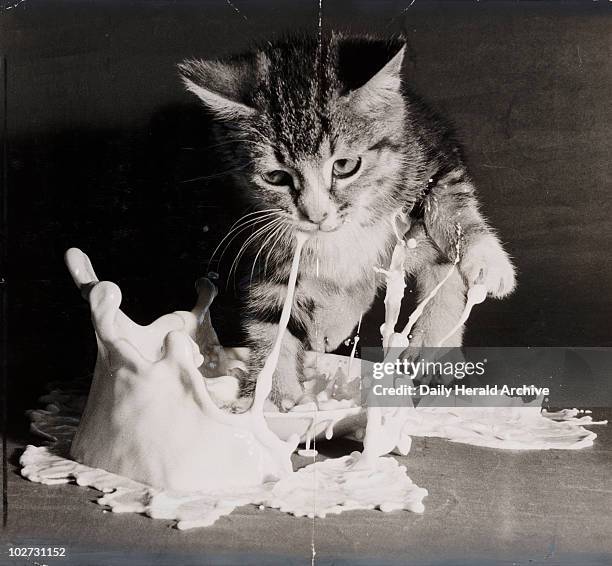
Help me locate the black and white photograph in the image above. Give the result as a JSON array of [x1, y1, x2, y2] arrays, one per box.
[[1, 1, 611, 565]]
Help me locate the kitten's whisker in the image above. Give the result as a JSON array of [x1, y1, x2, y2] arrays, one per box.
[[214, 214, 282, 273], [264, 223, 291, 279], [225, 207, 282, 236], [254, 221, 287, 284], [227, 218, 282, 289], [208, 209, 282, 267], [209, 214, 274, 265], [217, 210, 280, 251], [263, 227, 283, 279], [226, 219, 280, 285], [250, 221, 287, 287]]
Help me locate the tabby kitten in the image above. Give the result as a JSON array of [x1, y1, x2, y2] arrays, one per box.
[[179, 34, 516, 408]]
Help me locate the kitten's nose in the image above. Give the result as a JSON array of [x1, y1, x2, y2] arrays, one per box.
[[297, 209, 338, 232], [297, 206, 327, 225], [309, 211, 328, 224]]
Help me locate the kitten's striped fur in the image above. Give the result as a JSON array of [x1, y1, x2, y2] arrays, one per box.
[[179, 34, 516, 408]]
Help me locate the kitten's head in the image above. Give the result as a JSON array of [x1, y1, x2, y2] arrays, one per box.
[[179, 34, 414, 234]]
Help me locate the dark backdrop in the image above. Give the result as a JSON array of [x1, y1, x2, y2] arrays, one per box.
[[2, 1, 611, 434]]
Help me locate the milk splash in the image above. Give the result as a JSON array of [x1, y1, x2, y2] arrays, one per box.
[[362, 216, 605, 457], [21, 234, 428, 529], [63, 247, 297, 492], [20, 216, 605, 530]]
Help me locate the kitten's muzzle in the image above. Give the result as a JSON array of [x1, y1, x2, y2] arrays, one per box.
[[296, 210, 342, 233], [295, 217, 341, 233]]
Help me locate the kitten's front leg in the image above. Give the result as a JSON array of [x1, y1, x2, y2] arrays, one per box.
[[242, 320, 305, 410], [400, 223, 466, 378], [460, 233, 516, 298], [308, 281, 377, 353], [419, 171, 516, 299], [406, 262, 467, 353]]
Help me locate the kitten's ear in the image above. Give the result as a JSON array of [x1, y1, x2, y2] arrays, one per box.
[[178, 58, 256, 119], [349, 44, 406, 108]]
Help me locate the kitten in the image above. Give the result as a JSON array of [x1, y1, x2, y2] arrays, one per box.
[[179, 34, 516, 409]]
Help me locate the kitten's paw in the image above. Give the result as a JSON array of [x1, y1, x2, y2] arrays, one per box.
[[269, 378, 305, 412], [461, 236, 516, 298]]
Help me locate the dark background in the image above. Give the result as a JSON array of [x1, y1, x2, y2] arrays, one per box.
[[2, 1, 611, 435]]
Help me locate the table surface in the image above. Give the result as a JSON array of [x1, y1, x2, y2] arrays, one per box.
[[4, 410, 611, 566]]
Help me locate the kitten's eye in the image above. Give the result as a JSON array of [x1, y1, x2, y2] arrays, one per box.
[[261, 170, 293, 187], [332, 157, 361, 179]]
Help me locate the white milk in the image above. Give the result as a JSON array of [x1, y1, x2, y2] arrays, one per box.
[[21, 235, 428, 529], [20, 226, 605, 529]]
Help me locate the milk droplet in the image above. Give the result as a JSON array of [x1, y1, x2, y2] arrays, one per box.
[[407, 238, 417, 249]]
